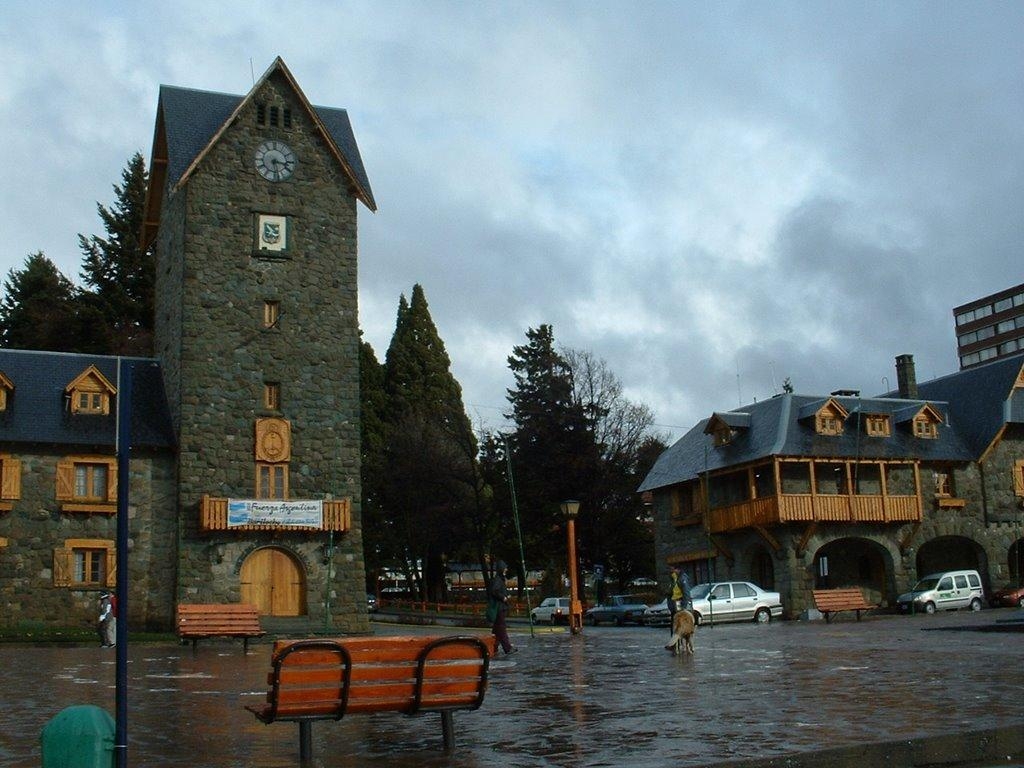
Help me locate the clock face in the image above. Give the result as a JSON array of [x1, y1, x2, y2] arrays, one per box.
[[254, 140, 297, 182]]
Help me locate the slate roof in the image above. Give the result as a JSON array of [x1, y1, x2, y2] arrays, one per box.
[[157, 83, 375, 209], [638, 392, 974, 493], [0, 349, 175, 450], [912, 352, 1024, 456]]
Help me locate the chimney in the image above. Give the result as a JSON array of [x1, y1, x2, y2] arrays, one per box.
[[895, 354, 918, 399]]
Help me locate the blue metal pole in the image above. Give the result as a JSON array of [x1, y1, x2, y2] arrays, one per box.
[[115, 359, 132, 768]]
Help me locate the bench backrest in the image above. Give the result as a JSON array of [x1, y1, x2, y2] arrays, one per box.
[[177, 603, 263, 635], [263, 635, 494, 722], [812, 588, 870, 609]]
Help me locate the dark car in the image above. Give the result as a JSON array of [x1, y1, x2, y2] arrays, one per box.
[[989, 584, 1024, 608], [585, 594, 648, 626]]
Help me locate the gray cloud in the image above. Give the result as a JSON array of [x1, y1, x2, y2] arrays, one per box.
[[2, 1, 1021, 443]]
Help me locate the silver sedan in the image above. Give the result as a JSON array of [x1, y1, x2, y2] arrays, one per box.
[[689, 581, 783, 625]]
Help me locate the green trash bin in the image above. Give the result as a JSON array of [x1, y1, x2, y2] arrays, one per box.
[[41, 705, 115, 768]]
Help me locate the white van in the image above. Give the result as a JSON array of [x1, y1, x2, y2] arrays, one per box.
[[896, 570, 984, 614]]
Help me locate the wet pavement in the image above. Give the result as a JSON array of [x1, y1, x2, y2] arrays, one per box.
[[3, 608, 1023, 767]]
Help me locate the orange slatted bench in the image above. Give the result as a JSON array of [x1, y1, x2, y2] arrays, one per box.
[[812, 588, 877, 623], [176, 603, 264, 653], [246, 635, 498, 760]]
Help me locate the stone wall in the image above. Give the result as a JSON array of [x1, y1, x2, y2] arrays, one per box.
[[0, 449, 177, 630], [157, 70, 367, 632]]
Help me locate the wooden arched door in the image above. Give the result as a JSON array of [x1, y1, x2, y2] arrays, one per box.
[[240, 547, 306, 616]]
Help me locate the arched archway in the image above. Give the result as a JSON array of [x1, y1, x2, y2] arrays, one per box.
[[915, 536, 988, 585], [240, 547, 307, 616], [813, 537, 893, 605], [749, 545, 775, 590]]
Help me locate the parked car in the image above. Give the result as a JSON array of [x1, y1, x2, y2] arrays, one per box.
[[896, 570, 984, 614], [531, 597, 572, 624], [585, 594, 649, 626], [989, 584, 1024, 608], [689, 581, 783, 625], [643, 599, 672, 626]]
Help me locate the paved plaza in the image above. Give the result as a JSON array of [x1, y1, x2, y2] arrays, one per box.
[[4, 608, 1023, 767]]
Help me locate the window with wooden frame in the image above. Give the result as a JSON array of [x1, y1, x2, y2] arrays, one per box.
[[934, 466, 956, 497], [256, 462, 288, 499], [53, 539, 116, 588], [913, 417, 938, 439], [712, 425, 733, 446], [56, 456, 117, 513], [0, 454, 21, 511], [865, 414, 891, 437], [263, 300, 280, 329], [816, 414, 843, 435], [1014, 460, 1024, 497], [65, 365, 116, 416], [264, 382, 281, 411]]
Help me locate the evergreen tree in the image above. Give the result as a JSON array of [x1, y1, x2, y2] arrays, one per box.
[[78, 152, 154, 354], [0, 252, 109, 352], [382, 285, 478, 600], [359, 337, 390, 589], [505, 325, 599, 572]]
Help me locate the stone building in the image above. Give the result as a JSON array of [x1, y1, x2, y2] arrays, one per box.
[[639, 353, 1024, 617], [0, 58, 375, 632]]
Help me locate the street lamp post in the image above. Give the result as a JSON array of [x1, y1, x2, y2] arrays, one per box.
[[561, 500, 583, 634]]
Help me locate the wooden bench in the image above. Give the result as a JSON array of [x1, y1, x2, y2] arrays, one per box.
[[176, 603, 264, 653], [812, 588, 877, 623], [246, 635, 497, 761]]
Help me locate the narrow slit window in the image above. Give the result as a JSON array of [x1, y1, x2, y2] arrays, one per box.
[[264, 383, 281, 411], [269, 105, 279, 127], [263, 301, 280, 328]]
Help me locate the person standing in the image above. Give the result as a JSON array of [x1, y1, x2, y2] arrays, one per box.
[[488, 561, 517, 656], [97, 590, 116, 647]]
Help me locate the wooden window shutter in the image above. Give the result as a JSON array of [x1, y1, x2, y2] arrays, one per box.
[[106, 461, 118, 503], [53, 548, 72, 587], [1014, 460, 1024, 496], [1, 458, 21, 499], [56, 460, 74, 501], [106, 549, 117, 587]]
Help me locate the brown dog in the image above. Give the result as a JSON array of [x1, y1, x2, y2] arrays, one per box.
[[664, 609, 696, 655]]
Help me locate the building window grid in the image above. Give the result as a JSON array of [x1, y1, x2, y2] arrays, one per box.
[[263, 301, 280, 328], [256, 463, 288, 499], [264, 383, 281, 411], [74, 464, 108, 501], [74, 549, 106, 585]]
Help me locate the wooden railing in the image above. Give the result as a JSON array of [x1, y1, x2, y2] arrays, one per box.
[[708, 493, 921, 533], [199, 495, 351, 532]]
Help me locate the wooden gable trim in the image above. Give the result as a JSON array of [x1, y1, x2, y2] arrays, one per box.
[[1015, 363, 1024, 389], [65, 365, 117, 396], [169, 57, 376, 212], [0, 369, 12, 411], [141, 104, 169, 250]]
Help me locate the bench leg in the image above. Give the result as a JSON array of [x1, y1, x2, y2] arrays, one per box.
[[243, 637, 249, 654], [299, 721, 313, 764], [441, 711, 455, 752], [855, 610, 861, 621], [823, 612, 832, 623]]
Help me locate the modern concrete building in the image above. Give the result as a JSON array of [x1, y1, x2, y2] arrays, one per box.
[[954, 281, 1024, 369]]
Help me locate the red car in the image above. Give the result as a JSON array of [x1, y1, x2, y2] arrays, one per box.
[[989, 585, 1024, 608]]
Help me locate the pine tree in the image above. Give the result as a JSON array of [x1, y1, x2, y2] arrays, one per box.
[[382, 285, 478, 600], [78, 152, 154, 354], [0, 252, 109, 352], [360, 337, 389, 588], [505, 325, 599, 570]]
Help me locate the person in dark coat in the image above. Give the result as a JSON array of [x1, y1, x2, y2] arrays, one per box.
[[488, 561, 517, 655]]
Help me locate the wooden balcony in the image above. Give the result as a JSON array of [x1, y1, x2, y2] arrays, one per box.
[[707, 493, 921, 534], [199, 495, 351, 533]]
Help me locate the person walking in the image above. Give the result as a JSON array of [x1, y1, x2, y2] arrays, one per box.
[[666, 565, 691, 634], [98, 590, 116, 647], [487, 561, 517, 656]]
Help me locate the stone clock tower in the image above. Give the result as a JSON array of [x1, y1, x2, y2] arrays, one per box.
[[143, 58, 375, 632]]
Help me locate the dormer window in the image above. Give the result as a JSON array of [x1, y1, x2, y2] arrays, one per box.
[[704, 411, 751, 448], [865, 414, 891, 437], [816, 414, 843, 435], [799, 398, 849, 436], [0, 370, 12, 411], [713, 425, 733, 447], [65, 366, 116, 416], [914, 417, 938, 439]]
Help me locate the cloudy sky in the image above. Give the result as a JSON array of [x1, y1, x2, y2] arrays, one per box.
[[3, 1, 1022, 442]]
